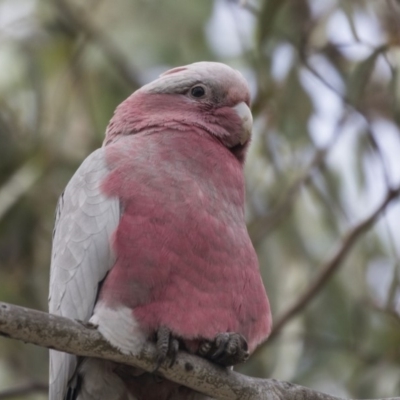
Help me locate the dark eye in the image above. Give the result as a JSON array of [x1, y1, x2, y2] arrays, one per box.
[[190, 85, 206, 98]]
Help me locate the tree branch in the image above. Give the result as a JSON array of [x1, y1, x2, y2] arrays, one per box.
[[0, 302, 399, 400], [256, 184, 400, 351]]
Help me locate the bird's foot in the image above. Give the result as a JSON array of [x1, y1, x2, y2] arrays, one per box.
[[198, 332, 249, 366], [154, 326, 180, 371]]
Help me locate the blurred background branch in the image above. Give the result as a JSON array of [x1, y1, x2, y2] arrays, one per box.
[[264, 183, 400, 346], [53, 0, 141, 90], [0, 382, 47, 400]]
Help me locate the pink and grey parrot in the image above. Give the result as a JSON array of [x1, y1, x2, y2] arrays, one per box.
[[49, 62, 272, 400]]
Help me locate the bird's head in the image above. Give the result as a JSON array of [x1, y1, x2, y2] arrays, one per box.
[[105, 62, 253, 162]]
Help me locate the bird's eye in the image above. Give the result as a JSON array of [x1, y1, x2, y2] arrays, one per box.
[[190, 85, 206, 98]]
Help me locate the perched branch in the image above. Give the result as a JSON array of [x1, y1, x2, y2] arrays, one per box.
[[1, 302, 399, 400], [255, 184, 400, 352]]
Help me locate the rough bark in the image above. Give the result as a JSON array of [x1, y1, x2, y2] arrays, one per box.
[[0, 302, 399, 400]]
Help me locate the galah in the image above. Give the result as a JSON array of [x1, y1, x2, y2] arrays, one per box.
[[49, 62, 272, 400]]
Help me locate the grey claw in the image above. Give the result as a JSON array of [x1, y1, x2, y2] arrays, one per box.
[[154, 327, 180, 371], [198, 332, 249, 366]]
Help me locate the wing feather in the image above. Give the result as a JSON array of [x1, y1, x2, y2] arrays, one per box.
[[48, 148, 119, 400]]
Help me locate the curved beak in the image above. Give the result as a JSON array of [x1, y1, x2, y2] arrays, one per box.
[[233, 102, 253, 145]]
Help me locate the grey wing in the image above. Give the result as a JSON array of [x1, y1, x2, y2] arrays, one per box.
[[48, 148, 120, 400]]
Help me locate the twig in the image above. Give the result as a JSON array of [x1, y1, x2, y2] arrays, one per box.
[[236, 0, 259, 15], [1, 302, 399, 400], [248, 112, 347, 247], [248, 146, 328, 246], [255, 184, 400, 353], [0, 382, 47, 399]]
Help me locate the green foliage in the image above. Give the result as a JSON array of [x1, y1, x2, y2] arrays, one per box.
[[1, 0, 400, 398]]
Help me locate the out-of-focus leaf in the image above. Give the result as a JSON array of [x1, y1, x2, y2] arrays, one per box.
[[340, 1, 361, 42], [347, 47, 386, 106], [353, 130, 370, 192], [276, 67, 313, 146], [0, 0, 400, 397], [256, 0, 288, 49]]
